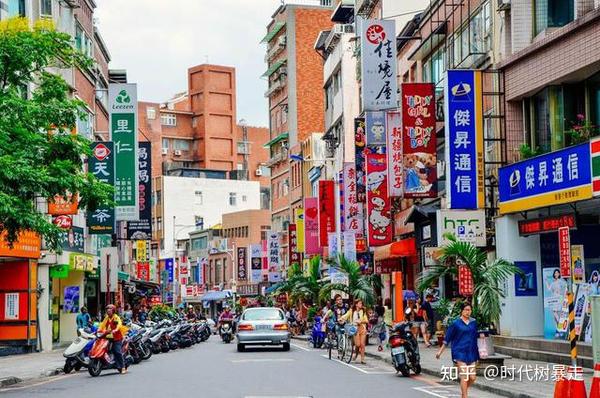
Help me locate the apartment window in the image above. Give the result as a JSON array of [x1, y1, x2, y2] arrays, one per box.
[[242, 195, 247, 203], [157, 217, 162, 231], [160, 113, 177, 126], [155, 190, 161, 204], [423, 47, 446, 93], [535, 0, 574, 35], [75, 23, 93, 58], [173, 139, 190, 151], [194, 216, 204, 230], [333, 70, 341, 95], [282, 179, 289, 196], [162, 138, 169, 150], [282, 107, 287, 124], [8, 0, 25, 17], [229, 192, 237, 206], [147, 107, 156, 120], [261, 230, 268, 241], [40, 0, 52, 16], [191, 237, 207, 250], [194, 190, 203, 204]]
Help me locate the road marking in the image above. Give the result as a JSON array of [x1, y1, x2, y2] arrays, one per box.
[[231, 358, 295, 363], [245, 396, 312, 398], [290, 343, 311, 352], [413, 386, 461, 398], [319, 354, 395, 374]]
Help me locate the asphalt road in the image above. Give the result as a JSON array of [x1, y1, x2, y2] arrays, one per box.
[[1, 338, 498, 398]]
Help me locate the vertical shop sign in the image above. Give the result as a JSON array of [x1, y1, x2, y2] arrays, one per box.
[[127, 142, 152, 239], [360, 19, 398, 110], [445, 70, 485, 209], [237, 247, 247, 281], [365, 111, 387, 147], [288, 223, 301, 265], [365, 153, 392, 246], [267, 231, 281, 282], [295, 208, 305, 253], [249, 244, 263, 283], [304, 197, 320, 255], [88, 142, 115, 234], [559, 227, 571, 278], [328, 232, 339, 258], [343, 231, 356, 262], [109, 83, 139, 221], [343, 163, 364, 236], [458, 265, 474, 296], [355, 118, 367, 203], [318, 180, 335, 247], [402, 83, 437, 198], [4, 293, 19, 320], [386, 111, 403, 196]]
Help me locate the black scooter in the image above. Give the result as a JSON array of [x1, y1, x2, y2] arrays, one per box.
[[389, 321, 421, 377]]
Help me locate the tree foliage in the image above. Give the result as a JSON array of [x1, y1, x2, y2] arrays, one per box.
[[0, 18, 112, 250], [319, 254, 380, 307]]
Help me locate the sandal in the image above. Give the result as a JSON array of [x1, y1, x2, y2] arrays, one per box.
[[377, 346, 383, 352]]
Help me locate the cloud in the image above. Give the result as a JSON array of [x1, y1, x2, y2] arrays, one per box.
[[95, 0, 281, 127]]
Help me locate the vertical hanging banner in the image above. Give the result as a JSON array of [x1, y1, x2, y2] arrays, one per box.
[[237, 247, 247, 281], [559, 226, 571, 278], [402, 83, 437, 198], [249, 244, 263, 283], [288, 224, 301, 266], [88, 142, 115, 234], [343, 231, 357, 262], [127, 142, 152, 239], [318, 180, 335, 247], [338, 171, 345, 232], [328, 232, 339, 258], [366, 153, 392, 246], [365, 111, 387, 147], [360, 19, 398, 110], [109, 83, 139, 221], [267, 231, 281, 283], [304, 197, 321, 255], [343, 163, 364, 236], [386, 111, 403, 197], [445, 70, 485, 209], [294, 209, 305, 254], [355, 118, 367, 203]]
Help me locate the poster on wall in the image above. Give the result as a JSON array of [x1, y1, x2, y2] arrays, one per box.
[[318, 181, 335, 247], [4, 293, 19, 320], [571, 245, 585, 285], [401, 83, 437, 198], [514, 261, 538, 297], [365, 153, 392, 247], [542, 267, 569, 339], [304, 197, 320, 255], [63, 286, 80, 314], [573, 283, 592, 339], [354, 118, 367, 203], [386, 111, 402, 197], [436, 209, 486, 247]]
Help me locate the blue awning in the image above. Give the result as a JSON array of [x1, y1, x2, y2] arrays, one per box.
[[265, 283, 283, 294], [201, 290, 232, 302]]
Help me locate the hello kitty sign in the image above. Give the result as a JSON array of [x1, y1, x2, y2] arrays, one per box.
[[366, 153, 392, 247], [401, 83, 437, 199]]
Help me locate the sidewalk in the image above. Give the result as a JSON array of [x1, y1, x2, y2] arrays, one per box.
[[0, 350, 65, 387]]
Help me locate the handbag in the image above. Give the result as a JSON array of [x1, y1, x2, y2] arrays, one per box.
[[477, 336, 489, 359], [344, 324, 358, 337]]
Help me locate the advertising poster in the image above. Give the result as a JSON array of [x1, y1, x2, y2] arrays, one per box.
[[542, 267, 569, 339], [48, 192, 78, 216], [386, 111, 402, 197], [318, 181, 335, 247], [294, 208, 305, 253], [127, 141, 152, 239], [249, 244, 263, 283], [365, 153, 392, 247], [354, 118, 367, 203], [237, 247, 247, 281], [586, 264, 600, 295], [365, 111, 387, 148], [357, 252, 373, 275], [136, 261, 150, 281], [304, 197, 320, 255], [63, 286, 80, 314], [571, 245, 585, 284], [573, 283, 592, 338], [343, 163, 364, 236], [436, 209, 487, 247], [514, 261, 537, 297], [402, 83, 437, 198]]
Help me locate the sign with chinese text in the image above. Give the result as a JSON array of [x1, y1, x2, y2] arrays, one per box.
[[355, 118, 367, 203], [88, 142, 115, 234], [458, 265, 474, 296], [52, 215, 73, 229], [343, 163, 364, 236], [136, 261, 150, 281], [386, 111, 402, 196], [518, 214, 577, 236], [558, 227, 571, 278], [249, 244, 263, 283], [318, 180, 335, 247], [498, 143, 592, 214], [571, 245, 585, 284], [267, 231, 281, 282], [366, 153, 392, 246], [48, 192, 78, 215], [165, 258, 174, 283], [237, 247, 247, 281], [328, 232, 339, 258], [365, 111, 387, 147], [402, 83, 437, 198], [60, 226, 84, 253], [136, 240, 150, 262], [109, 83, 139, 221], [423, 247, 443, 267], [69, 253, 95, 272], [127, 142, 152, 239], [436, 210, 486, 247], [4, 293, 19, 320], [294, 208, 305, 253], [445, 70, 485, 209], [304, 197, 320, 255], [343, 231, 356, 262], [288, 223, 301, 265], [360, 19, 397, 110]]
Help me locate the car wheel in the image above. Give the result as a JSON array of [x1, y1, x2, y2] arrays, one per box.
[[282, 342, 290, 351], [237, 344, 245, 352]]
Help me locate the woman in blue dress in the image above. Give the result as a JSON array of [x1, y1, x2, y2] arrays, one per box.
[[436, 302, 479, 398]]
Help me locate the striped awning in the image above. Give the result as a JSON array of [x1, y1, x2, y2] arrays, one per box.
[[261, 22, 286, 43], [261, 58, 287, 78]]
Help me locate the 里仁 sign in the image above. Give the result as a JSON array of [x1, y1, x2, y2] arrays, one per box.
[[498, 143, 592, 214]]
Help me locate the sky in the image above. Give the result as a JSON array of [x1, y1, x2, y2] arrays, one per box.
[[95, 0, 282, 128]]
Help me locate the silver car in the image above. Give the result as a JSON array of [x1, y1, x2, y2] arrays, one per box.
[[236, 307, 291, 352]]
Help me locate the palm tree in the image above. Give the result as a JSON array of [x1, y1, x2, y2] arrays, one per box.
[[292, 255, 323, 305], [319, 254, 380, 306], [417, 234, 520, 328]]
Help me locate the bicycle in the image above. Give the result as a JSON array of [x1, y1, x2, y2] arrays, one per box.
[[325, 323, 337, 360], [343, 324, 358, 364], [336, 326, 348, 361]]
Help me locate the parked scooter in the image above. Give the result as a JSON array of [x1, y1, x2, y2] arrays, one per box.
[[220, 320, 233, 344], [88, 334, 134, 377], [63, 327, 96, 373], [310, 316, 326, 348], [388, 321, 421, 377]]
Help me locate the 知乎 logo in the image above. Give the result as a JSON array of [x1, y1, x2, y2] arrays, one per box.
[[116, 90, 131, 104]]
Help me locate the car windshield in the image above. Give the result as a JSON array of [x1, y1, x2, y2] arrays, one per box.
[[242, 308, 284, 321]]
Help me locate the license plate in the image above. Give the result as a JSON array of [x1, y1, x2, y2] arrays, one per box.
[[256, 325, 271, 330], [391, 346, 405, 355]]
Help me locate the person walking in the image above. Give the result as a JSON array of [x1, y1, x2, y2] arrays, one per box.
[[421, 294, 435, 346], [414, 298, 431, 347], [76, 306, 91, 334], [436, 303, 479, 398], [340, 299, 369, 364]]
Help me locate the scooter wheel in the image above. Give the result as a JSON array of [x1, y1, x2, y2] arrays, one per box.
[[400, 365, 410, 377], [413, 364, 422, 375], [88, 359, 102, 377], [74, 363, 82, 372], [63, 362, 73, 374]]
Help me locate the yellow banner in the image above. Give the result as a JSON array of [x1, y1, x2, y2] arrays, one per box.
[[295, 208, 305, 253], [136, 240, 148, 262]]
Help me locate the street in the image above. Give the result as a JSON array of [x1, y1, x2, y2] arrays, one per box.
[[1, 339, 497, 398]]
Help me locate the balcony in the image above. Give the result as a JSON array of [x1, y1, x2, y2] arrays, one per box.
[[265, 36, 287, 62], [264, 78, 284, 97], [355, 0, 377, 17]]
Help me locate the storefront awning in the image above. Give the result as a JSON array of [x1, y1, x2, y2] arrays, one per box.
[[201, 290, 232, 302], [405, 202, 439, 224], [373, 238, 417, 261], [261, 21, 285, 43]]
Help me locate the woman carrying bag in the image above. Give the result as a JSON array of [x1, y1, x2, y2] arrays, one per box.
[[340, 299, 369, 364]]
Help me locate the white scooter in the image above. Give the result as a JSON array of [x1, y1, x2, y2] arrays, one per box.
[[63, 328, 96, 373]]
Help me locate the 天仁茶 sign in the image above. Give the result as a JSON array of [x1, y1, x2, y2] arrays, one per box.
[[88, 142, 115, 234]]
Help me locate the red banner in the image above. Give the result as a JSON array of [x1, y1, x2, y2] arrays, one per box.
[[288, 224, 301, 265], [558, 226, 571, 278], [401, 83, 437, 198], [136, 262, 150, 281], [458, 265, 474, 296], [366, 153, 392, 247], [318, 180, 335, 247], [304, 198, 321, 255]]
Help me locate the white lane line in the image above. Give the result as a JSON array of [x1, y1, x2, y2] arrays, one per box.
[[231, 358, 295, 363], [319, 354, 395, 374], [291, 343, 311, 352], [413, 386, 461, 398]]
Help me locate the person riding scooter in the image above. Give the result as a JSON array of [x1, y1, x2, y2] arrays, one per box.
[[98, 304, 127, 374], [218, 305, 234, 335]]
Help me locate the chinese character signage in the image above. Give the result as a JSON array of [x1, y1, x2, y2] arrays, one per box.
[[458, 265, 474, 296], [88, 142, 115, 234], [288, 223, 301, 265], [571, 245, 585, 284], [328, 232, 339, 258], [354, 118, 367, 202], [267, 231, 281, 283], [342, 231, 356, 262], [165, 258, 174, 283], [366, 153, 392, 246], [360, 19, 398, 110], [318, 180, 335, 247], [436, 210, 486, 247], [402, 83, 437, 198], [60, 226, 84, 253], [558, 227, 571, 278], [127, 142, 152, 239], [365, 111, 387, 147], [445, 70, 484, 209], [294, 208, 305, 253], [304, 197, 321, 255], [48, 192, 78, 215], [343, 163, 364, 236], [386, 111, 402, 197], [237, 247, 247, 281], [136, 261, 150, 281], [518, 214, 577, 236], [109, 83, 139, 221], [249, 244, 263, 283], [498, 143, 592, 214], [136, 240, 150, 262]]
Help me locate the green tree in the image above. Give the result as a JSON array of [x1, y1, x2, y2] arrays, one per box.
[[292, 255, 324, 305], [319, 254, 380, 306], [0, 18, 112, 251], [417, 234, 520, 328]]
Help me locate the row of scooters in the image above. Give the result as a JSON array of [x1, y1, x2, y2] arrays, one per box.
[[63, 318, 212, 377]]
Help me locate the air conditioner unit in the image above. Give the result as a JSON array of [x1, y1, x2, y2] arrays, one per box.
[[255, 168, 263, 176], [161, 148, 168, 155], [277, 36, 287, 47], [278, 67, 287, 77], [174, 150, 182, 156], [334, 24, 354, 35]]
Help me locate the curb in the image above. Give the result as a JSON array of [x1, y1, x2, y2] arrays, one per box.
[[0, 377, 22, 388], [0, 368, 64, 389]]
